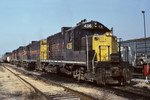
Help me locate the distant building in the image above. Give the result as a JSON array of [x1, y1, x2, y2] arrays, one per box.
[[120, 37, 150, 71]]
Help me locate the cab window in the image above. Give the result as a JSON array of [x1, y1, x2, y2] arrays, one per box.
[[68, 31, 72, 42]]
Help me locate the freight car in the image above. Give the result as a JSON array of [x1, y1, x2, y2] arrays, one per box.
[[9, 20, 132, 85], [120, 37, 150, 72]]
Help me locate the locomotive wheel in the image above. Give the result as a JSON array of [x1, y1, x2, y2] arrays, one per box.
[[119, 79, 124, 86], [118, 77, 125, 86], [36, 63, 41, 71], [96, 68, 106, 86], [101, 69, 106, 85], [73, 69, 78, 79], [123, 68, 131, 84], [73, 68, 85, 82], [119, 68, 131, 86], [77, 69, 81, 81], [41, 63, 46, 72], [54, 66, 59, 74]]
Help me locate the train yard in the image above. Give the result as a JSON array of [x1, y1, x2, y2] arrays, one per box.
[[0, 63, 150, 100], [1, 20, 150, 100], [1, 0, 150, 99]]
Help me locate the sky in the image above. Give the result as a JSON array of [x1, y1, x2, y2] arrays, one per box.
[[0, 0, 150, 57]]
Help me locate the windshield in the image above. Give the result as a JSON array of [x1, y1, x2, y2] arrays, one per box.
[[84, 29, 108, 36], [75, 28, 110, 38]]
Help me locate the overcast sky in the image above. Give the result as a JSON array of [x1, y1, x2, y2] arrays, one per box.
[[0, 0, 150, 57]]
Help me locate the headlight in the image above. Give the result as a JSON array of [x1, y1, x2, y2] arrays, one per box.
[[110, 33, 113, 36], [106, 32, 110, 36], [105, 32, 113, 36]]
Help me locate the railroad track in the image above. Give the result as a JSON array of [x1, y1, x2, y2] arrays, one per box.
[[4, 63, 150, 100], [2, 63, 95, 100], [1, 64, 51, 100], [111, 86, 150, 100]]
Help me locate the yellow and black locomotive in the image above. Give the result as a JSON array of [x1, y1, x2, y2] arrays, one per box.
[[10, 20, 132, 85]]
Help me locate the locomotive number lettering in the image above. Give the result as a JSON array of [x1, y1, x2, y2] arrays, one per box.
[[67, 42, 72, 49], [84, 24, 92, 28]]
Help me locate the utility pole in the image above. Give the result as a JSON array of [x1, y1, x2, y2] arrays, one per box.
[[142, 11, 147, 56]]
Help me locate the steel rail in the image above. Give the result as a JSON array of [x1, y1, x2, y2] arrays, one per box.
[[3, 63, 96, 100], [109, 86, 150, 100], [5, 63, 150, 100], [1, 64, 53, 100]]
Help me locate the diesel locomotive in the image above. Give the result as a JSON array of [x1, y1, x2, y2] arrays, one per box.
[[2, 52, 12, 63], [8, 20, 132, 85]]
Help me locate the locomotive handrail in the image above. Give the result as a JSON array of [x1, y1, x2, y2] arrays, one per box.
[[92, 45, 111, 73], [86, 35, 89, 72], [92, 45, 100, 74]]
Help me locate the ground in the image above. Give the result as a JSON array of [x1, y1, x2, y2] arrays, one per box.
[[1, 64, 150, 100], [0, 65, 40, 100]]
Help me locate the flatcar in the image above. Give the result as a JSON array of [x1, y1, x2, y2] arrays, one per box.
[[8, 20, 132, 85]]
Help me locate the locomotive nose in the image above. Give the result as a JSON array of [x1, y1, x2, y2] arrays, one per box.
[[92, 35, 111, 62]]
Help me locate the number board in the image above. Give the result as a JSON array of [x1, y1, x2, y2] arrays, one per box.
[[82, 23, 104, 29]]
